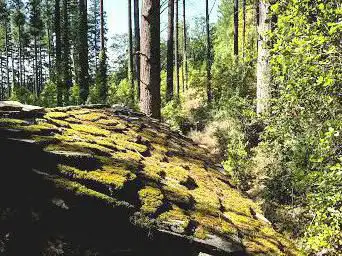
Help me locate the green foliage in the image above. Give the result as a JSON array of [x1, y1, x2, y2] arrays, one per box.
[[10, 85, 36, 105], [107, 78, 135, 108], [254, 0, 342, 254], [38, 81, 57, 107], [70, 83, 81, 106]]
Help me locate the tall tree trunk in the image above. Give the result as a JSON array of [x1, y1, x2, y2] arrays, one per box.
[[205, 0, 212, 103], [62, 0, 72, 105], [182, 0, 188, 90], [134, 0, 140, 100], [79, 0, 90, 104], [242, 0, 246, 58], [234, 0, 239, 57], [128, 0, 134, 100], [98, 0, 107, 103], [18, 25, 22, 87], [166, 0, 174, 102], [175, 0, 179, 98], [55, 0, 62, 106], [5, 20, 10, 97], [34, 37, 38, 97], [256, 0, 271, 115], [140, 0, 161, 119]]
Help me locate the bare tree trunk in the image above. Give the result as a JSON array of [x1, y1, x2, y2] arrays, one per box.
[[182, 0, 188, 90], [128, 0, 135, 100], [55, 0, 62, 106], [34, 37, 38, 97], [205, 0, 212, 103], [175, 0, 179, 98], [5, 20, 10, 97], [134, 0, 141, 100], [234, 0, 239, 57], [18, 25, 22, 87], [242, 0, 246, 59], [140, 0, 161, 119], [79, 0, 90, 104], [166, 0, 174, 102], [256, 0, 271, 115]]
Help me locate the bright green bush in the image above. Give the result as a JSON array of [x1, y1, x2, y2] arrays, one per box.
[[257, 0, 342, 253]]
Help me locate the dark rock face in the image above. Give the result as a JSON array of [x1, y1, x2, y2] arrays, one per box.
[[0, 103, 301, 256]]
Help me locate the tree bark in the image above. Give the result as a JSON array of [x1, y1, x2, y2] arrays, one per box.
[[55, 0, 62, 106], [140, 0, 161, 119], [234, 0, 239, 57], [205, 0, 212, 103], [133, 0, 141, 100], [166, 0, 174, 102], [79, 0, 90, 104], [5, 18, 10, 97], [182, 0, 188, 90], [256, 0, 271, 115], [128, 0, 135, 100], [175, 0, 179, 98], [242, 0, 246, 58]]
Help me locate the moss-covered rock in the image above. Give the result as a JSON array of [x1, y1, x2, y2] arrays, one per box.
[[0, 103, 303, 255]]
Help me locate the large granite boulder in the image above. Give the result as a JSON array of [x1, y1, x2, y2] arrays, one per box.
[[0, 102, 302, 255]]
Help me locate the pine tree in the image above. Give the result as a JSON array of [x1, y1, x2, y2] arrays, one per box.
[[175, 0, 179, 98], [182, 0, 188, 90], [256, 0, 271, 114], [133, 0, 140, 100], [55, 0, 62, 106], [78, 0, 90, 104], [128, 0, 134, 101], [234, 0, 238, 57], [140, 0, 161, 119], [62, 0, 72, 104], [96, 0, 107, 103], [166, 0, 174, 102], [205, 0, 212, 103], [28, 0, 43, 97]]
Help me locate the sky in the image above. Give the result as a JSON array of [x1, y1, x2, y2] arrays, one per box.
[[103, 0, 219, 40]]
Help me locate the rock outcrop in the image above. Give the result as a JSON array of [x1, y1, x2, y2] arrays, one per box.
[[0, 101, 301, 255]]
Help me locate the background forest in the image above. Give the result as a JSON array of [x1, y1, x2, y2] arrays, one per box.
[[0, 0, 341, 254]]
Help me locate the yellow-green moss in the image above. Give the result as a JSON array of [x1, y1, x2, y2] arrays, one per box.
[[190, 187, 221, 214], [191, 212, 237, 237], [110, 133, 148, 153], [138, 186, 164, 215], [51, 177, 118, 204], [45, 111, 69, 119], [57, 165, 128, 189], [194, 226, 208, 240], [112, 151, 142, 163], [76, 112, 107, 122], [0, 118, 28, 126], [157, 205, 190, 231], [70, 124, 110, 136]]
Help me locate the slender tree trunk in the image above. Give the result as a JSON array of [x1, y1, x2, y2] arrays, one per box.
[[205, 0, 212, 103], [5, 20, 10, 97], [256, 0, 271, 114], [79, 0, 90, 104], [140, 0, 161, 119], [98, 0, 107, 103], [55, 0, 62, 106], [175, 0, 179, 98], [166, 0, 174, 102], [182, 0, 188, 90], [242, 0, 246, 58], [234, 0, 239, 57], [134, 0, 140, 100], [18, 25, 22, 87], [128, 0, 134, 100], [34, 37, 38, 97]]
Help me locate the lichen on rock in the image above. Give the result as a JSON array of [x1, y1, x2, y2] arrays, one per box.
[[0, 103, 302, 255]]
